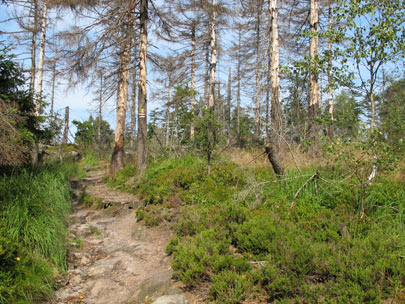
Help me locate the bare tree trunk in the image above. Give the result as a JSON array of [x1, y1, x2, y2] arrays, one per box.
[[137, 0, 148, 172], [30, 0, 38, 97], [50, 58, 56, 123], [309, 0, 319, 120], [110, 1, 134, 175], [254, 1, 263, 140], [63, 106, 69, 144], [130, 40, 137, 149], [204, 43, 210, 108], [270, 0, 282, 149], [237, 31, 241, 145], [190, 25, 196, 140], [97, 74, 103, 144], [226, 67, 231, 145], [35, 0, 47, 116], [327, 1, 334, 137], [165, 86, 171, 148], [207, 0, 217, 172], [370, 85, 375, 132], [265, 44, 270, 145]]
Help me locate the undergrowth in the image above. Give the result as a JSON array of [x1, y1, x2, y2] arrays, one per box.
[[0, 161, 81, 303], [116, 154, 404, 303]]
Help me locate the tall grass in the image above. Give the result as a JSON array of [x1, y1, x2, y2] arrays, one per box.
[[0, 161, 80, 303]]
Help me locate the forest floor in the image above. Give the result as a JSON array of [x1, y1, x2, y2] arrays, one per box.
[[49, 168, 202, 304]]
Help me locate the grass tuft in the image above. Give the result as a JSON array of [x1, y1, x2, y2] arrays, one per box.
[[0, 161, 80, 303]]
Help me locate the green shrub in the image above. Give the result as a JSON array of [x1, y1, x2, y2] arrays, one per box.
[[171, 230, 231, 286], [106, 164, 137, 190], [210, 270, 250, 304], [117, 154, 404, 303]]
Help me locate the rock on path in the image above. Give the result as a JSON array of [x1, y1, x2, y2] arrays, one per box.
[[49, 169, 189, 304]]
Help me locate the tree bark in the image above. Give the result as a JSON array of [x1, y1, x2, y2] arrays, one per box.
[[165, 86, 171, 148], [35, 0, 47, 116], [226, 67, 231, 144], [327, 1, 334, 137], [97, 73, 103, 144], [204, 42, 210, 108], [207, 0, 217, 172], [265, 144, 284, 176], [63, 106, 69, 144], [137, 0, 148, 172], [190, 24, 196, 140], [50, 58, 56, 123], [237, 30, 241, 145], [130, 40, 137, 149], [30, 0, 38, 97], [265, 43, 270, 145], [254, 0, 263, 140], [309, 0, 319, 120], [110, 0, 134, 175], [270, 0, 283, 149]]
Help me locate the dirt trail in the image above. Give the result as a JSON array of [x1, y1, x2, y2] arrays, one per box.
[[50, 169, 192, 304]]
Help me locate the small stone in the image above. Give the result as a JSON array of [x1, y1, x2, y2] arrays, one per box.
[[70, 275, 82, 285], [151, 294, 188, 304], [96, 218, 116, 225], [81, 256, 91, 265]]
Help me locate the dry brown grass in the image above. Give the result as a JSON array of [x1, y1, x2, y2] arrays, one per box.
[[222, 145, 321, 171]]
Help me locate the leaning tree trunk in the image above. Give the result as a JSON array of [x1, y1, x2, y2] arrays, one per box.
[[136, 0, 148, 173], [35, 0, 47, 116], [265, 145, 284, 176], [110, 1, 134, 175]]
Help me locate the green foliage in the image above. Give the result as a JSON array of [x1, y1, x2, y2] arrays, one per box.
[[81, 149, 100, 167], [79, 191, 103, 209], [332, 90, 361, 138], [0, 161, 79, 303], [0, 50, 38, 167], [134, 154, 242, 206], [73, 115, 113, 149], [193, 109, 221, 163], [210, 270, 250, 304], [106, 164, 137, 190], [115, 153, 404, 303], [378, 78, 405, 153], [230, 108, 256, 147]]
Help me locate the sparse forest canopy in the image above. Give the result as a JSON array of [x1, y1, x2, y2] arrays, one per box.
[[0, 0, 404, 303]]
